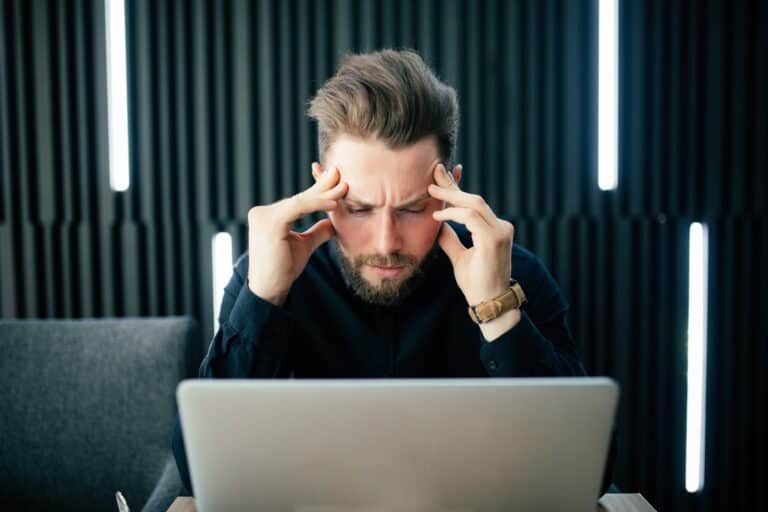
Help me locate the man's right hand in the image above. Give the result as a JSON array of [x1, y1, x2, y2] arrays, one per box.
[[246, 164, 347, 306]]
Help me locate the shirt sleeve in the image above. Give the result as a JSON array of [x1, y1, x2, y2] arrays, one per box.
[[478, 256, 587, 377], [199, 252, 295, 379]]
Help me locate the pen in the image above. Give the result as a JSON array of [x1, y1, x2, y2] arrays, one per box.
[[115, 491, 130, 512]]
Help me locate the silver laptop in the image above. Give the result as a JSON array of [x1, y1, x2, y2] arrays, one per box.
[[177, 378, 618, 512]]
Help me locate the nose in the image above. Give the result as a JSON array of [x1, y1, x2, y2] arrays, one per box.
[[374, 211, 403, 255]]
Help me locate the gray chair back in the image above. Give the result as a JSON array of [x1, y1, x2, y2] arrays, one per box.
[[0, 317, 202, 511]]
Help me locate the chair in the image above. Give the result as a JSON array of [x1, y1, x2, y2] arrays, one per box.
[[0, 317, 202, 512]]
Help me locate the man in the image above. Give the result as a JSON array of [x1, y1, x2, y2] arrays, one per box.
[[173, 49, 616, 495]]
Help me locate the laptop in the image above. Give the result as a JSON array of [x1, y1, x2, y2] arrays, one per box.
[[177, 378, 618, 512]]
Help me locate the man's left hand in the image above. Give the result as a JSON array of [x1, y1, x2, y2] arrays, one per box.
[[428, 163, 515, 307], [428, 163, 521, 341]]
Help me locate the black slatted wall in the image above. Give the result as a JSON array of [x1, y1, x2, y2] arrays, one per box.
[[0, 1, 765, 510]]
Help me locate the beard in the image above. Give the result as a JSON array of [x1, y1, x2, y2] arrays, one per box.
[[330, 238, 441, 306]]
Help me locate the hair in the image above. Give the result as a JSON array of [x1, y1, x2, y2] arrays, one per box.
[[307, 49, 459, 166]]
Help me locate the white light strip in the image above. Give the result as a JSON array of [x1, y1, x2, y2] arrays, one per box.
[[105, 0, 131, 191], [686, 222, 709, 493], [598, 0, 619, 191], [211, 232, 234, 334]]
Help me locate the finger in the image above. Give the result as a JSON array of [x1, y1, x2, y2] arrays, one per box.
[[428, 187, 498, 230], [309, 165, 348, 200], [432, 162, 460, 190], [432, 207, 497, 240], [297, 218, 336, 253], [276, 194, 338, 228], [318, 178, 348, 200], [436, 222, 466, 265], [277, 166, 346, 226], [308, 164, 341, 193]]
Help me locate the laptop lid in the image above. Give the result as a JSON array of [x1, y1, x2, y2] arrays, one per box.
[[178, 378, 618, 512]]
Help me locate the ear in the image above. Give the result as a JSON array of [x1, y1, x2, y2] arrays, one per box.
[[311, 162, 325, 183]]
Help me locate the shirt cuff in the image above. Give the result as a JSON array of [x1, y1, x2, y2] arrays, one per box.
[[227, 282, 293, 353], [478, 309, 555, 376]]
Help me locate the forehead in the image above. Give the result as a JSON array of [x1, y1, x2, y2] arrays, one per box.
[[326, 135, 440, 191]]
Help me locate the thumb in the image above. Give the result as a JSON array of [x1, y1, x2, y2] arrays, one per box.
[[301, 218, 336, 253], [436, 222, 465, 265]]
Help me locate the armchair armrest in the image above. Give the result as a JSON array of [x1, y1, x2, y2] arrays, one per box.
[[141, 455, 185, 512]]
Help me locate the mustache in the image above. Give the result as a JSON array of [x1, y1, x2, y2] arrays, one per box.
[[355, 253, 418, 268]]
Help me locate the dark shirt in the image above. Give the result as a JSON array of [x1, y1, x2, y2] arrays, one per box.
[[172, 222, 616, 495]]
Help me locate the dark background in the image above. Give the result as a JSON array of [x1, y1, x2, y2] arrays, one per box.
[[1, 0, 765, 510]]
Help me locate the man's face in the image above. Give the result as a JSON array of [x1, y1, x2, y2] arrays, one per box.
[[314, 134, 449, 305]]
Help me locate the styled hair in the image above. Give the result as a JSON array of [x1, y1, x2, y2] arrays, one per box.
[[307, 49, 459, 166]]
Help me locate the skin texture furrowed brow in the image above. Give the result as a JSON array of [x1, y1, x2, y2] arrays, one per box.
[[342, 192, 432, 210]]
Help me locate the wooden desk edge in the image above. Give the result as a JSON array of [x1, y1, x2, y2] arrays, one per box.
[[168, 493, 658, 512]]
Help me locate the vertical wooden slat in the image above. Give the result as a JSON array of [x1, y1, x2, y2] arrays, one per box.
[[119, 222, 141, 315], [74, 0, 95, 224], [464, 0, 480, 195], [133, 0, 153, 223], [359, 0, 376, 51], [233, 0, 255, 217], [54, 0, 75, 224], [417, 0, 436, 66], [31, 0, 55, 224], [257, 0, 276, 204], [0, 225, 15, 317], [0, 0, 10, 225], [173, 0, 192, 222], [540, 0, 556, 218], [560, 0, 583, 217], [397, 0, 415, 49], [21, 224, 39, 316], [191, 0, 211, 223], [42, 224, 59, 316], [378, 0, 394, 49], [483, 0, 501, 211], [12, 0, 32, 225], [278, 0, 296, 199], [665, 0, 682, 218], [296, 0, 313, 193], [76, 224, 95, 317], [500, 0, 521, 219]]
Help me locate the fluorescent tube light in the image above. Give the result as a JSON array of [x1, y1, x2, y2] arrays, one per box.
[[598, 0, 619, 191], [211, 232, 234, 334], [105, 0, 131, 191], [686, 222, 709, 493]]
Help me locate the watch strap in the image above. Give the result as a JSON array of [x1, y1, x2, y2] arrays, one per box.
[[468, 280, 527, 324]]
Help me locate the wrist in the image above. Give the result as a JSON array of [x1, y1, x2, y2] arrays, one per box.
[[247, 277, 288, 307], [479, 307, 522, 342], [468, 280, 526, 326]]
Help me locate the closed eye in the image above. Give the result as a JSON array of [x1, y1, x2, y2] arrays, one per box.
[[345, 206, 426, 215]]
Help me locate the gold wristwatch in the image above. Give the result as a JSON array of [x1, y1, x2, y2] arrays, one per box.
[[468, 279, 527, 324]]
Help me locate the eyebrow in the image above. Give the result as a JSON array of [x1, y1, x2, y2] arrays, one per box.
[[342, 193, 431, 210]]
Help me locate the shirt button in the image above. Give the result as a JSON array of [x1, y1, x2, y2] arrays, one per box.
[[489, 360, 498, 371]]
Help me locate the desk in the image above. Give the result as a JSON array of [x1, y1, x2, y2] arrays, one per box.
[[167, 494, 657, 512]]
